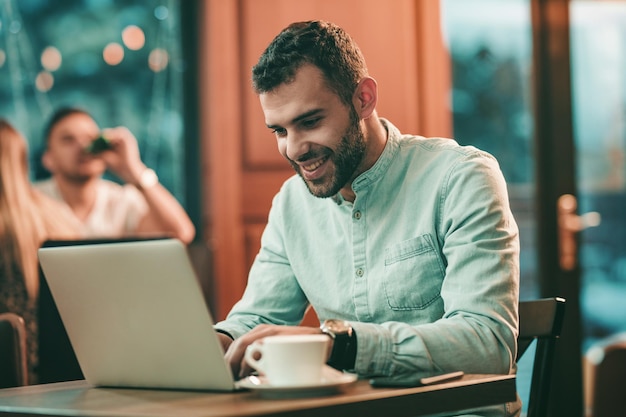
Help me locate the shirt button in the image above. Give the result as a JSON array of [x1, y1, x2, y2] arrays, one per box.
[[356, 268, 364, 277], [353, 211, 362, 220]]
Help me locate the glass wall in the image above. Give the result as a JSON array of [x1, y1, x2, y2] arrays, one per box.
[[444, 0, 626, 413], [570, 1, 626, 352], [0, 0, 187, 202]]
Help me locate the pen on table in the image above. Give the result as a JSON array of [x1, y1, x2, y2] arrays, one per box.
[[369, 371, 465, 388], [419, 371, 464, 385]]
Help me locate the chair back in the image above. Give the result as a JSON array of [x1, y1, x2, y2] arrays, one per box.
[[0, 312, 28, 387], [517, 297, 566, 417], [585, 333, 626, 417]]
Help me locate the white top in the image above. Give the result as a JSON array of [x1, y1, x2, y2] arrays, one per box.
[[35, 178, 148, 238]]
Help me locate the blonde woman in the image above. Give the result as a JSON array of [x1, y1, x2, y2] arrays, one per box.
[[0, 119, 79, 384]]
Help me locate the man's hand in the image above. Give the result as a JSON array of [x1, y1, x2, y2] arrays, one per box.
[[216, 332, 234, 354], [98, 127, 146, 185], [224, 324, 328, 379]]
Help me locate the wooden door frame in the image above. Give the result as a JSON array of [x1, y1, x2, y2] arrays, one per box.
[[531, 0, 583, 415]]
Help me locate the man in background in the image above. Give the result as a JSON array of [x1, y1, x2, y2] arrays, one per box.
[[36, 107, 195, 243]]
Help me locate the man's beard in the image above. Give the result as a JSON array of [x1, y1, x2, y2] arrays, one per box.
[[290, 110, 366, 198], [65, 172, 98, 183], [62, 161, 106, 184]]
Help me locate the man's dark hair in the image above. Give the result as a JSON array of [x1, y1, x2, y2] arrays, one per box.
[[43, 107, 93, 145], [252, 20, 368, 106]]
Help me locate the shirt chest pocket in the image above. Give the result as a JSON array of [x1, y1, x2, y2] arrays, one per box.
[[383, 235, 445, 310]]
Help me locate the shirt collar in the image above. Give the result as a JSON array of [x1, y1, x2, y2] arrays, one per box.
[[330, 118, 401, 204], [351, 118, 400, 191]]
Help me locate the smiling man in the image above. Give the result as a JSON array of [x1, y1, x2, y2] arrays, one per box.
[[214, 20, 521, 417]]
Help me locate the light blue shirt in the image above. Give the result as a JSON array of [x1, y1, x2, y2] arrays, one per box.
[[216, 119, 520, 415]]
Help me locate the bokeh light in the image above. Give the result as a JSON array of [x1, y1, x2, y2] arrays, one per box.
[[154, 6, 169, 20], [41, 46, 62, 71], [8, 20, 21, 34], [35, 71, 54, 92], [103, 42, 124, 65], [122, 25, 145, 51], [148, 48, 169, 72]]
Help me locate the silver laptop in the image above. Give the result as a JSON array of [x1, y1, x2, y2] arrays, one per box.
[[38, 238, 237, 391]]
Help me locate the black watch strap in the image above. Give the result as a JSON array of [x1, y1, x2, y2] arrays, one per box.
[[321, 320, 357, 371], [327, 330, 357, 370]]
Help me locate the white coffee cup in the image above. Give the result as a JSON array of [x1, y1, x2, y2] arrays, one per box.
[[244, 334, 330, 386]]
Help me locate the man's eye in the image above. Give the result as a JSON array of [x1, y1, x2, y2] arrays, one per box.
[[272, 128, 287, 137], [301, 118, 320, 129]]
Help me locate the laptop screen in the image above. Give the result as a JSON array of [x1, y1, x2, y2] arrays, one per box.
[[38, 238, 234, 391], [37, 237, 168, 384]]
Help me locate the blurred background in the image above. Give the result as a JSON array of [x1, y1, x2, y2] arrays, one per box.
[[0, 0, 189, 203]]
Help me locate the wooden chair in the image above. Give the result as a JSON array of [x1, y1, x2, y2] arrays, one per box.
[[517, 297, 566, 417], [585, 333, 626, 417], [0, 312, 28, 388]]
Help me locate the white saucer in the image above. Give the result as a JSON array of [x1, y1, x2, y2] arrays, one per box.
[[236, 366, 358, 399]]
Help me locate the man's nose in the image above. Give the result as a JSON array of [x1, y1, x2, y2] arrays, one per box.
[[78, 137, 95, 153], [285, 132, 310, 162]]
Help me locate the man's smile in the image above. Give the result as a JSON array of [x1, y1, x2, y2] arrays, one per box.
[[301, 156, 329, 172]]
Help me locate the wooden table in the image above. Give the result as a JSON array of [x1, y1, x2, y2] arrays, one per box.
[[0, 374, 516, 417]]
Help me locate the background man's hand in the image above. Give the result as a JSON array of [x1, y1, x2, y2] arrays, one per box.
[[98, 126, 146, 185]]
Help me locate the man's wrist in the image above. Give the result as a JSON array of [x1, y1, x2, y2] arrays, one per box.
[[215, 328, 234, 340], [320, 319, 357, 371], [136, 168, 158, 190]]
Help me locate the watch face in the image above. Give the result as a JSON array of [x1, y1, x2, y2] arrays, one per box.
[[324, 319, 351, 335]]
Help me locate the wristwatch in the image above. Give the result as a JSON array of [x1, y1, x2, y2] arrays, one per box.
[[137, 168, 158, 190], [320, 319, 357, 371]]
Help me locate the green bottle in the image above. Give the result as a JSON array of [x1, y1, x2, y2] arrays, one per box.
[[86, 135, 112, 154]]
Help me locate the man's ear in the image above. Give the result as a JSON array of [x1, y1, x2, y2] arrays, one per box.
[[352, 77, 378, 119], [41, 150, 56, 173]]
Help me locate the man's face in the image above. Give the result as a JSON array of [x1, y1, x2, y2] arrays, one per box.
[[260, 64, 365, 198], [43, 113, 106, 182]]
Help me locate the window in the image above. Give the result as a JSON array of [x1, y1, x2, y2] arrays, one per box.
[[0, 0, 191, 206]]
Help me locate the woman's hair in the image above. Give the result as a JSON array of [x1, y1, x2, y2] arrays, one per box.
[[252, 20, 369, 107], [0, 119, 77, 299]]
